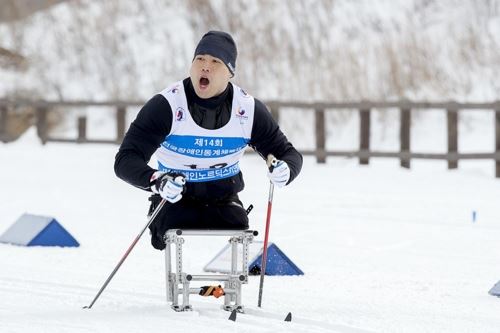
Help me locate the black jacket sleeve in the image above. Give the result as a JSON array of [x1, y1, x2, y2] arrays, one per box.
[[114, 94, 173, 190], [249, 99, 303, 184]]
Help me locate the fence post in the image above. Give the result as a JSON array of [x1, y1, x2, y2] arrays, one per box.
[[0, 105, 7, 143], [116, 106, 126, 144], [77, 116, 87, 143], [36, 107, 48, 144], [496, 109, 500, 178], [447, 108, 458, 169], [400, 108, 411, 168], [359, 109, 370, 165], [315, 108, 326, 163], [270, 106, 280, 124]]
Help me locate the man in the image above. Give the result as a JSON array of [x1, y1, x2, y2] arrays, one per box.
[[114, 31, 302, 250]]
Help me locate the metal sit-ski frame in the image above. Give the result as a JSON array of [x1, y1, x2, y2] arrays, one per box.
[[164, 229, 258, 312]]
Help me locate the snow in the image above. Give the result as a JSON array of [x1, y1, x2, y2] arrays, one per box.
[[2, 127, 500, 332]]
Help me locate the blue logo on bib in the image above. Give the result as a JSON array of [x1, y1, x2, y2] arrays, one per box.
[[161, 135, 248, 158]]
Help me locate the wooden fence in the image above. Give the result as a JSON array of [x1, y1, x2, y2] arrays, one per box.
[[1, 99, 500, 177]]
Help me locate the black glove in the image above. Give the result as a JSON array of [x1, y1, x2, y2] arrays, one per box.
[[150, 171, 187, 203]]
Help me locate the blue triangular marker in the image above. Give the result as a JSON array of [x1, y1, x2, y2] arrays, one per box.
[[0, 214, 79, 247], [489, 281, 500, 297], [28, 220, 80, 247], [250, 243, 304, 276]]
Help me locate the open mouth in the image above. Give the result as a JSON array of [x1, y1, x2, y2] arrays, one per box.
[[199, 77, 210, 89]]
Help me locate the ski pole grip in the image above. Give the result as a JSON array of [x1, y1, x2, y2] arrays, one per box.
[[266, 154, 278, 172]]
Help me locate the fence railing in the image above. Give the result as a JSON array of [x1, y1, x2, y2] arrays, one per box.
[[1, 99, 500, 177]]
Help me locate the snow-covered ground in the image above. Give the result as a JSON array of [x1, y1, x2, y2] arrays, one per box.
[[1, 128, 500, 332]]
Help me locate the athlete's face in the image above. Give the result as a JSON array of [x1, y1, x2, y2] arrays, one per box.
[[189, 54, 231, 99]]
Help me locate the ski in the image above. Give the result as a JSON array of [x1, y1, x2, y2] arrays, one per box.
[[228, 309, 292, 322], [228, 310, 237, 321]]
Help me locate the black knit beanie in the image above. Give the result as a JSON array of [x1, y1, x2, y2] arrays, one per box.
[[193, 31, 237, 76]]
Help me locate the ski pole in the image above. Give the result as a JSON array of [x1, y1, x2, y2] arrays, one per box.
[[258, 154, 278, 307], [83, 198, 167, 309]]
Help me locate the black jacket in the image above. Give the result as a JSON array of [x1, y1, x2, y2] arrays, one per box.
[[114, 78, 303, 201]]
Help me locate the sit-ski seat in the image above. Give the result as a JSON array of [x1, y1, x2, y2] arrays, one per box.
[[164, 229, 258, 312]]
